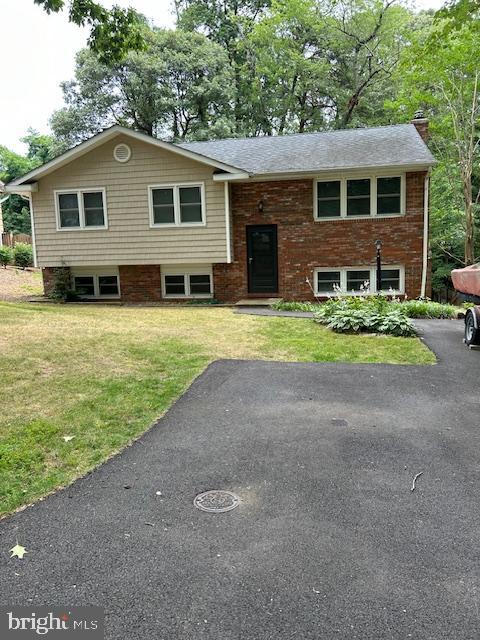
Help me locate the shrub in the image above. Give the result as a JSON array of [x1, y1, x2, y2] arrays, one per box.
[[49, 267, 79, 302], [397, 299, 458, 319], [0, 245, 13, 268], [324, 308, 379, 333], [271, 300, 320, 312], [375, 311, 416, 337], [13, 243, 33, 269]]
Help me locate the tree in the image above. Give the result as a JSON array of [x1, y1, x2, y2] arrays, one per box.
[[175, 0, 271, 134], [392, 18, 480, 268], [50, 28, 236, 147], [33, 0, 144, 63], [0, 131, 56, 234]]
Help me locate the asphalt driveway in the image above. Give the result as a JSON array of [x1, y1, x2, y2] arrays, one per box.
[[1, 319, 480, 639]]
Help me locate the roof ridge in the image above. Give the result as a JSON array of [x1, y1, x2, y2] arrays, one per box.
[[177, 123, 413, 146]]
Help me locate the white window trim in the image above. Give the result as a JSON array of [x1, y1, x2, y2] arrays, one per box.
[[72, 273, 120, 299], [55, 188, 108, 231], [314, 265, 405, 296], [313, 174, 406, 221], [162, 270, 213, 299], [149, 182, 206, 228]]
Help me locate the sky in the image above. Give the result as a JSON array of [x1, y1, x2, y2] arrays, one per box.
[[1, 0, 445, 155]]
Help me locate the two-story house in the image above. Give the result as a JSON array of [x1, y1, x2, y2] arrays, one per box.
[[5, 115, 435, 303]]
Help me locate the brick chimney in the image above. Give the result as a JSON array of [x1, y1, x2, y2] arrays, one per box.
[[411, 109, 429, 142]]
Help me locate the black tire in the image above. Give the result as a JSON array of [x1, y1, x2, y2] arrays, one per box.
[[465, 309, 480, 346]]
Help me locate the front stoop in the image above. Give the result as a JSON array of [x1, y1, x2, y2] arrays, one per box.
[[235, 298, 282, 307]]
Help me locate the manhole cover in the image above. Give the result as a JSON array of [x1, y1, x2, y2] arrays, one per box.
[[194, 490, 240, 513]]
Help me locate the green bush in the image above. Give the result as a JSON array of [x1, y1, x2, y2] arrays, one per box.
[[398, 299, 458, 319], [375, 310, 416, 337], [49, 267, 79, 302], [274, 296, 459, 319], [13, 243, 33, 269], [0, 245, 13, 268]]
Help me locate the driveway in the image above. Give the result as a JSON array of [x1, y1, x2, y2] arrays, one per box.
[[1, 320, 479, 639]]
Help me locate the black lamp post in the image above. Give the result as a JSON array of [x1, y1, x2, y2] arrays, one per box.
[[375, 239, 382, 292]]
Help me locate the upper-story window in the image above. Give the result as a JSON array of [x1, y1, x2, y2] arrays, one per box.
[[314, 175, 404, 220], [55, 189, 107, 230], [149, 183, 205, 227]]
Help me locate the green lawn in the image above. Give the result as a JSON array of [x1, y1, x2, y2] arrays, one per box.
[[0, 303, 435, 515]]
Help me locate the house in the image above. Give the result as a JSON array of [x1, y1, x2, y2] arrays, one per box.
[[5, 115, 435, 303]]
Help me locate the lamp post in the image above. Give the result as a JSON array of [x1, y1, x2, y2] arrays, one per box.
[[375, 239, 382, 292]]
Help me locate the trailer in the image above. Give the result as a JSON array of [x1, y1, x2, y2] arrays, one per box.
[[451, 264, 480, 347]]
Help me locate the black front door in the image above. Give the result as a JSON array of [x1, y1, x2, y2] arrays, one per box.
[[247, 225, 278, 293]]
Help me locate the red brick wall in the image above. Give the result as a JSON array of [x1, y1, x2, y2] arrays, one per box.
[[214, 172, 429, 302], [118, 265, 162, 303]]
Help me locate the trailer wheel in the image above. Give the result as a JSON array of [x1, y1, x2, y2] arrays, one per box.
[[465, 309, 480, 346]]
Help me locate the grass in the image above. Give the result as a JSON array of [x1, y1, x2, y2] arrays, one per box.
[[0, 303, 435, 515]]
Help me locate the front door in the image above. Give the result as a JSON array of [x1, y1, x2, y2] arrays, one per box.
[[246, 225, 278, 294]]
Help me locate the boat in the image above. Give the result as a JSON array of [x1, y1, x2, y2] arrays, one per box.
[[451, 264, 480, 346]]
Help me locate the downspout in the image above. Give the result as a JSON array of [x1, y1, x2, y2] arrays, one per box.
[[420, 173, 429, 298], [224, 182, 232, 263], [26, 194, 38, 268]]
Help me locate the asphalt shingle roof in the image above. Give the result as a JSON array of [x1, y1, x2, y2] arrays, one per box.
[[177, 124, 435, 175]]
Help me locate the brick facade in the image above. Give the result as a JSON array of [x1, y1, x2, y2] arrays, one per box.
[[118, 265, 162, 303], [212, 172, 429, 303], [42, 266, 71, 297]]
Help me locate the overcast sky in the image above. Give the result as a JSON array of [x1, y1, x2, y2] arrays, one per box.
[[1, 0, 445, 154]]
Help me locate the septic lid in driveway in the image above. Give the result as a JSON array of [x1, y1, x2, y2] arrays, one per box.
[[193, 490, 240, 513]]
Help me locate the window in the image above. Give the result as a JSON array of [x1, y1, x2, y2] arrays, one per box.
[[150, 183, 205, 227], [58, 193, 80, 228], [347, 179, 370, 216], [316, 181, 341, 218], [72, 274, 119, 298], [314, 175, 405, 220], [314, 266, 404, 295], [346, 269, 371, 292], [73, 276, 95, 296], [179, 187, 203, 223], [377, 177, 401, 215], [316, 270, 341, 293], [163, 271, 212, 298], [378, 268, 401, 292], [164, 275, 186, 296], [56, 189, 107, 230]]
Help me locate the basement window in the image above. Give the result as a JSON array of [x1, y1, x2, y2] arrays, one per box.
[[163, 272, 212, 298], [73, 274, 119, 298], [315, 266, 404, 295]]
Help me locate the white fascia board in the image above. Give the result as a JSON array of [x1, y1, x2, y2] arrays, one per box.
[[213, 172, 251, 181], [5, 183, 38, 193], [9, 126, 244, 187]]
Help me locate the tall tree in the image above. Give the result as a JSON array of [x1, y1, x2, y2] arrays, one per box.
[[50, 28, 236, 148], [33, 0, 145, 63], [175, 0, 271, 134], [392, 18, 480, 267]]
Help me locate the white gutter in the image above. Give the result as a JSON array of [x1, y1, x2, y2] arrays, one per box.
[[213, 172, 250, 182], [224, 182, 232, 263], [26, 194, 38, 268], [420, 174, 429, 298], [5, 183, 38, 193]]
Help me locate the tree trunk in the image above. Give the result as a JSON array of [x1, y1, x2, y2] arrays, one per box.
[[464, 174, 475, 264]]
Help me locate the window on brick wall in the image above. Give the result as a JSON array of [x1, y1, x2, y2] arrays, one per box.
[[314, 175, 405, 220], [314, 266, 404, 294], [163, 271, 212, 298], [72, 273, 119, 298]]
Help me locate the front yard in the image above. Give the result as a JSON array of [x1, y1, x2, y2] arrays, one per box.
[[0, 302, 434, 515]]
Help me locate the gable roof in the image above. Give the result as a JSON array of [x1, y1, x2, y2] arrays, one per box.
[[8, 126, 246, 187], [7, 122, 435, 190], [178, 124, 435, 175]]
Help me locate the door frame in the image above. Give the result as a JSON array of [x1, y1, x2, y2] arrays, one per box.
[[246, 224, 278, 294]]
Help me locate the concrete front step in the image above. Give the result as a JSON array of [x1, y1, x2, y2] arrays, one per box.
[[235, 298, 282, 307]]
